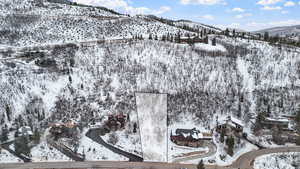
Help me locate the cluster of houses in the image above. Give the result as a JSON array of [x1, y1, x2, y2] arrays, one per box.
[[103, 113, 128, 132], [49, 120, 78, 140], [216, 116, 244, 137], [257, 115, 299, 144], [170, 116, 244, 148], [16, 126, 34, 139], [170, 128, 212, 148]]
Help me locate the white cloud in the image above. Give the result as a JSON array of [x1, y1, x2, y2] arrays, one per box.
[[284, 1, 295, 6], [180, 0, 226, 5], [261, 6, 282, 10], [235, 13, 252, 19], [232, 7, 245, 12], [199, 14, 215, 20], [74, 0, 171, 15], [281, 10, 289, 14], [152, 6, 171, 15], [257, 0, 283, 5], [216, 23, 240, 29]]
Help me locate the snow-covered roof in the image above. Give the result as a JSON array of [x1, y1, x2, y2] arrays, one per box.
[[265, 117, 289, 123], [198, 133, 212, 139], [18, 126, 33, 136], [230, 116, 244, 127], [218, 116, 244, 127]]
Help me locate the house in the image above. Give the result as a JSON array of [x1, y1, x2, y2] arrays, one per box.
[[17, 126, 33, 138], [216, 116, 244, 136], [49, 123, 64, 135], [170, 128, 212, 148], [104, 113, 127, 131], [49, 121, 79, 139], [262, 117, 289, 130]]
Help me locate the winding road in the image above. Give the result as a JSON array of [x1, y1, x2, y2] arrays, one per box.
[[172, 141, 217, 163], [230, 146, 300, 169], [86, 128, 143, 162], [1, 146, 299, 169]]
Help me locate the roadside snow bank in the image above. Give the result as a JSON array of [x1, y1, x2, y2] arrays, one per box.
[[254, 152, 300, 169]]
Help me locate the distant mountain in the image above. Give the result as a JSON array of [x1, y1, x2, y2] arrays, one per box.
[[255, 25, 300, 37]]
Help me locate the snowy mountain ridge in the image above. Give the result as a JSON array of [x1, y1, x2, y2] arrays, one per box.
[[255, 25, 300, 38]]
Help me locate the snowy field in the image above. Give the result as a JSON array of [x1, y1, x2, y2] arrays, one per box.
[[0, 149, 20, 163], [168, 140, 209, 162], [102, 129, 142, 157], [254, 152, 300, 169], [136, 93, 168, 162], [78, 130, 128, 161], [31, 142, 72, 162]]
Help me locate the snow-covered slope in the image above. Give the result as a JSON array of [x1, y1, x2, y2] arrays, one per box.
[[255, 25, 300, 37], [174, 20, 222, 33], [1, 36, 299, 132], [0, 0, 196, 47]]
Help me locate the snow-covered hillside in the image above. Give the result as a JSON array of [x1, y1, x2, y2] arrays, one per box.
[[0, 0, 197, 47], [174, 20, 222, 33], [1, 36, 299, 133], [255, 25, 300, 37]]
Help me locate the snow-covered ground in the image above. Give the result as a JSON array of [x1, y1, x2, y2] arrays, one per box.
[[136, 93, 168, 162], [254, 152, 300, 169], [168, 141, 209, 162], [31, 141, 72, 162], [183, 135, 258, 166], [102, 129, 142, 157], [0, 149, 21, 163], [194, 42, 227, 52], [78, 130, 128, 161]]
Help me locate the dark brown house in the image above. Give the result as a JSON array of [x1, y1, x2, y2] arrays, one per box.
[[170, 128, 212, 147], [216, 116, 244, 136]]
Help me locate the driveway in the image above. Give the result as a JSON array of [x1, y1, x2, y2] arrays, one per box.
[[172, 141, 217, 163]]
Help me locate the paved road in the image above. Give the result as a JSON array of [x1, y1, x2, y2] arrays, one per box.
[[172, 141, 217, 163], [86, 129, 143, 162], [0, 161, 234, 169], [231, 146, 300, 169], [1, 146, 299, 169], [46, 136, 85, 162]]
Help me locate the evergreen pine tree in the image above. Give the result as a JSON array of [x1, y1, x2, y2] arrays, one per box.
[[197, 160, 205, 169], [264, 32, 269, 41], [225, 28, 230, 36], [212, 38, 216, 46], [226, 136, 235, 156], [33, 128, 41, 144], [6, 105, 11, 122], [1, 127, 9, 142], [15, 135, 31, 156]]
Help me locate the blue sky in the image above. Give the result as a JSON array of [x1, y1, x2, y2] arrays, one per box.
[[74, 0, 300, 31]]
